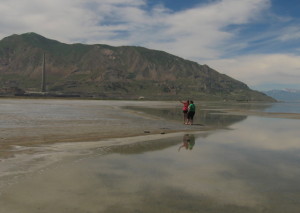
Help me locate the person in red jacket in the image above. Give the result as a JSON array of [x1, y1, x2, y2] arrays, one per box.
[[179, 100, 189, 124]]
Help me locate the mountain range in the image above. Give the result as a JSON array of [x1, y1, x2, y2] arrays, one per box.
[[264, 89, 300, 102], [0, 32, 274, 101]]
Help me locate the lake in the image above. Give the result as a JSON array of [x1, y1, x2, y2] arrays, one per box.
[[1, 99, 300, 213]]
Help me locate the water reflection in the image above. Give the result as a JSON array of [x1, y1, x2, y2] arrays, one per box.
[[200, 101, 273, 112], [263, 102, 300, 113], [106, 136, 184, 155], [178, 134, 195, 151], [125, 106, 247, 128], [1, 116, 300, 212], [2, 101, 300, 213]]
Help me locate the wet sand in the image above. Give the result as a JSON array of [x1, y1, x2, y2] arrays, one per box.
[[0, 99, 209, 206], [1, 99, 300, 158], [0, 99, 201, 157], [1, 99, 300, 213]]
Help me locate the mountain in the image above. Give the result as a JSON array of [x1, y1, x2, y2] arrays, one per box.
[[0, 32, 275, 101], [264, 89, 300, 102]]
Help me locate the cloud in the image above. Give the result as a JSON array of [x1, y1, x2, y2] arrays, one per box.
[[207, 54, 300, 89], [144, 0, 271, 59], [0, 0, 270, 52], [1, 0, 299, 89], [0, 0, 89, 41], [278, 26, 300, 41], [0, 0, 147, 43], [210, 116, 300, 151]]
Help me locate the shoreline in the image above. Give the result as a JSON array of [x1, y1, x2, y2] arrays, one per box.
[[1, 99, 300, 196], [0, 127, 212, 195], [1, 99, 300, 212], [1, 99, 300, 153], [0, 99, 206, 158]]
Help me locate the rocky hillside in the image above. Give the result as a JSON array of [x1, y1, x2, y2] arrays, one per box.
[[0, 32, 274, 101]]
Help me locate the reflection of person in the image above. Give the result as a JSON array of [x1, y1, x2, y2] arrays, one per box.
[[179, 100, 190, 124], [187, 100, 196, 125], [188, 135, 195, 150], [178, 134, 195, 151]]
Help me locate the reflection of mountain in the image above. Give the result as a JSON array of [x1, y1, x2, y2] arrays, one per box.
[[107, 137, 184, 154], [199, 110, 247, 127], [125, 106, 248, 127], [114, 103, 276, 154]]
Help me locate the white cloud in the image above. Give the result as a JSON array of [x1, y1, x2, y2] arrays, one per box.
[[207, 54, 300, 89], [0, 0, 147, 42], [278, 26, 300, 41], [0, 0, 270, 50], [145, 0, 271, 59], [1, 0, 299, 89]]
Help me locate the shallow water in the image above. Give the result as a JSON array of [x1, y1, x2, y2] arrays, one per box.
[[0, 99, 194, 150], [126, 105, 247, 127], [1, 100, 300, 212], [262, 102, 300, 113]]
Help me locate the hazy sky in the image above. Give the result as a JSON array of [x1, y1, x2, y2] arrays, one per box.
[[0, 0, 299, 90]]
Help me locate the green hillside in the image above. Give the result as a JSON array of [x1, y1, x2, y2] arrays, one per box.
[[0, 33, 275, 101]]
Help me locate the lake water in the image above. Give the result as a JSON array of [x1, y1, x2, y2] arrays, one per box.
[[1, 100, 300, 213], [263, 102, 300, 113]]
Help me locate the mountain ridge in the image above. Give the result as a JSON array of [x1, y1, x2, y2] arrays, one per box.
[[264, 89, 300, 102], [0, 32, 275, 101]]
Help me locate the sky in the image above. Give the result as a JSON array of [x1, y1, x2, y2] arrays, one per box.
[[0, 0, 300, 91]]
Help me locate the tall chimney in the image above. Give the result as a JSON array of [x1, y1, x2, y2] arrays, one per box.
[[41, 52, 46, 92]]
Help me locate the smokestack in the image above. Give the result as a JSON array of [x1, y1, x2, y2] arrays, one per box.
[[41, 52, 46, 92]]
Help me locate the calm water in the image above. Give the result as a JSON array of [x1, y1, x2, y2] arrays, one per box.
[[263, 102, 300, 113], [1, 100, 300, 213]]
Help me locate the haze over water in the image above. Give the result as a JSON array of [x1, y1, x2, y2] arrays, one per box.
[[1, 99, 300, 213]]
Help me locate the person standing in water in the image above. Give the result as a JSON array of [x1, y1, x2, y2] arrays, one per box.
[[187, 100, 195, 125], [179, 100, 189, 124]]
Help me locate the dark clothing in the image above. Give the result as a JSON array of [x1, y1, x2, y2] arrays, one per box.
[[187, 111, 195, 120]]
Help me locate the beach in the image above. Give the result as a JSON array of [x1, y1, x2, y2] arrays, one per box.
[[0, 99, 199, 155], [1, 99, 300, 213], [0, 99, 204, 187], [0, 99, 201, 141]]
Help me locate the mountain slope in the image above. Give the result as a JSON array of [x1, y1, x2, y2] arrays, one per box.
[[264, 89, 300, 102], [0, 33, 274, 101]]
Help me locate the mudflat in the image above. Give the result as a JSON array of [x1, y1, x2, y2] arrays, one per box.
[[2, 99, 300, 213], [1, 99, 300, 156], [0, 99, 203, 158]]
